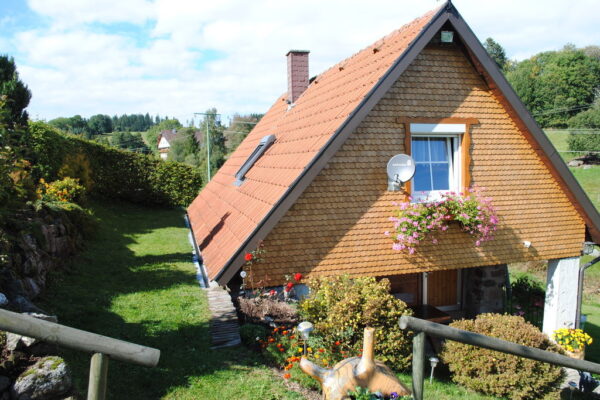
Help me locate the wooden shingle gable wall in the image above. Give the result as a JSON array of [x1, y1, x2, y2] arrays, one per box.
[[249, 45, 585, 286]]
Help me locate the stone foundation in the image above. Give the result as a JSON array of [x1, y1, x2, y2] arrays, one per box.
[[463, 264, 508, 318]]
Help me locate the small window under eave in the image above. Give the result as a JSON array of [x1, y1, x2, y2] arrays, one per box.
[[234, 134, 276, 186]]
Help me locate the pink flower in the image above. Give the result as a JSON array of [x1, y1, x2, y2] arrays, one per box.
[[408, 247, 416, 255], [432, 238, 438, 244], [384, 231, 390, 236]]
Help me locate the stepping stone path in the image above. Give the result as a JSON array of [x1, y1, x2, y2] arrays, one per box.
[[205, 283, 241, 349]]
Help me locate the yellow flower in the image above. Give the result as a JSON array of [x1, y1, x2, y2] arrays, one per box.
[[297, 348, 303, 353]]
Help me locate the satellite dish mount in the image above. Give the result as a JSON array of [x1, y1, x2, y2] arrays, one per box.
[[386, 154, 416, 192]]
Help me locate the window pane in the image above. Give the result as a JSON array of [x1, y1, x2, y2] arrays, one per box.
[[431, 163, 450, 190], [413, 163, 431, 191], [412, 138, 428, 162], [429, 138, 448, 162]]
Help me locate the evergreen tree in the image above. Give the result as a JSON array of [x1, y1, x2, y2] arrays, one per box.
[[483, 37, 508, 71], [0, 55, 32, 205]]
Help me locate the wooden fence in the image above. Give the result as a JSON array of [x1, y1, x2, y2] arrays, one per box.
[[399, 315, 600, 400], [0, 308, 160, 400]]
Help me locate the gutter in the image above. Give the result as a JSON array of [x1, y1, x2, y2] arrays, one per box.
[[184, 212, 209, 288], [576, 253, 600, 329]]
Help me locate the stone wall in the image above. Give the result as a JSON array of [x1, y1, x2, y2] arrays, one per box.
[[0, 207, 84, 312], [463, 264, 508, 318]]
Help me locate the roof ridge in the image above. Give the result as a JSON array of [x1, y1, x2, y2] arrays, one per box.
[[312, 6, 443, 83]]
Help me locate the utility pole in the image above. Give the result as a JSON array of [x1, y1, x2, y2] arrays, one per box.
[[193, 112, 220, 182]]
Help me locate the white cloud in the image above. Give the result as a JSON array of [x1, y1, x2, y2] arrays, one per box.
[[26, 0, 155, 27], [7, 0, 600, 124]]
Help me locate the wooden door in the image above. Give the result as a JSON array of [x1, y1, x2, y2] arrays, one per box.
[[427, 269, 458, 308]]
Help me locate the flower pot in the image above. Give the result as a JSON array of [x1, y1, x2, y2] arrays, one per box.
[[564, 348, 585, 360]]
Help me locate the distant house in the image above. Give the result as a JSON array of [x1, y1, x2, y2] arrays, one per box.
[[157, 129, 204, 160], [157, 129, 178, 160], [187, 2, 600, 335]]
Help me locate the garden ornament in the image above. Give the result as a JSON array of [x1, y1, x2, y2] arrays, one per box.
[[300, 327, 410, 400]]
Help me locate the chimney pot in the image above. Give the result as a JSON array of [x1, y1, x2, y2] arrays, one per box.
[[286, 50, 310, 104]]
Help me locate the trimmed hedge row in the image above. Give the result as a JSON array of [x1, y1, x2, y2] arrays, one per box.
[[29, 121, 202, 207]]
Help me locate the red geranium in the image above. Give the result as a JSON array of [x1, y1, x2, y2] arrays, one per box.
[[244, 252, 253, 261], [269, 289, 276, 296], [285, 282, 294, 292], [294, 273, 303, 282]]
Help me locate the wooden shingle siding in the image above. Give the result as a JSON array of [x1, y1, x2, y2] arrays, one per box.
[[249, 46, 585, 286]]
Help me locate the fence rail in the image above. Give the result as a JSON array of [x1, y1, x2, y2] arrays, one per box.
[[0, 308, 160, 399], [399, 315, 600, 400]]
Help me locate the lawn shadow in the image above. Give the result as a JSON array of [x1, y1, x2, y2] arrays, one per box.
[[36, 200, 269, 399]]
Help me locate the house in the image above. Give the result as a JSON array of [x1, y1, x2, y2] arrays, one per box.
[[157, 129, 204, 160], [187, 1, 600, 336], [157, 129, 178, 160]]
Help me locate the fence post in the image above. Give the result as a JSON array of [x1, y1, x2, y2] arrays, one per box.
[[412, 332, 425, 400], [87, 353, 109, 400]]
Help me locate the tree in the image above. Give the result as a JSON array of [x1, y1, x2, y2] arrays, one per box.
[[168, 127, 200, 164], [226, 113, 263, 153], [567, 106, 600, 152], [87, 114, 113, 135], [506, 47, 600, 127], [110, 131, 148, 152], [197, 108, 226, 180], [0, 55, 32, 205], [483, 37, 508, 71], [0, 55, 31, 129]]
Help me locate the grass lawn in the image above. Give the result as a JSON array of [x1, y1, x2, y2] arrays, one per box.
[[38, 200, 303, 400]]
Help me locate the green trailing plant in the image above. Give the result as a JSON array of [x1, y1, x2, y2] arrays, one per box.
[[298, 275, 412, 370], [441, 313, 564, 400]]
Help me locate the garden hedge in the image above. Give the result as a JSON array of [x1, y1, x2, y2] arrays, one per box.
[[29, 122, 202, 207]]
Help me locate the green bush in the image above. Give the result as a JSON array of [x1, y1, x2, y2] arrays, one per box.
[[298, 275, 412, 370], [28, 121, 202, 207], [441, 313, 564, 400]]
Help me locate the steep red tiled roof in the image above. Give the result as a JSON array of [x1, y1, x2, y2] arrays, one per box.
[[187, 7, 441, 281]]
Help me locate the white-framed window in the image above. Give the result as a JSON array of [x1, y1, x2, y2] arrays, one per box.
[[410, 123, 464, 202]]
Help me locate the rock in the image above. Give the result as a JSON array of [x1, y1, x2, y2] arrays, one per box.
[[0, 293, 8, 307], [21, 279, 41, 300], [0, 375, 9, 392], [11, 297, 46, 314], [12, 357, 72, 400], [583, 164, 592, 169], [568, 159, 584, 167]]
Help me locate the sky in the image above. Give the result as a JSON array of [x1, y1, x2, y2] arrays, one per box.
[[1, 0, 599, 126]]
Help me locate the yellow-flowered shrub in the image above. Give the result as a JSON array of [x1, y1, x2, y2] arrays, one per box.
[[37, 177, 86, 204]]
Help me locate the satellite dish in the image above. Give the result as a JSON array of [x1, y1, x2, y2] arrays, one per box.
[[387, 154, 416, 191]]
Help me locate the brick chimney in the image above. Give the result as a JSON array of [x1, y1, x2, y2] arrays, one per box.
[[286, 50, 310, 104]]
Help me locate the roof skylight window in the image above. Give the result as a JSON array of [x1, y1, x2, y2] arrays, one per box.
[[234, 134, 276, 186]]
